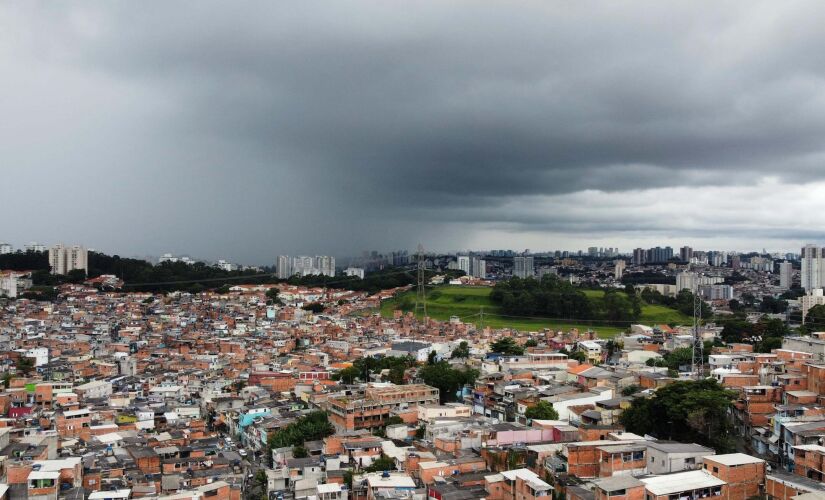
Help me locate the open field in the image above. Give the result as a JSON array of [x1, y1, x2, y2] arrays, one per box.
[[379, 285, 691, 339]]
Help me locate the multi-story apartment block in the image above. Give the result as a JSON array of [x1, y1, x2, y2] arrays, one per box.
[[48, 244, 88, 275]]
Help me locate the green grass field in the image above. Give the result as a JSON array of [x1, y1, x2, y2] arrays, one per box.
[[379, 285, 691, 339]]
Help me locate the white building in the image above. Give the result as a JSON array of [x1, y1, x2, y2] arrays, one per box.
[[0, 271, 32, 298], [614, 260, 626, 279], [48, 244, 88, 276], [25, 242, 46, 252], [215, 259, 234, 272], [457, 255, 471, 276], [277, 255, 292, 279], [0, 243, 12, 254], [471, 257, 486, 279], [801, 289, 825, 324], [344, 267, 365, 279], [801, 244, 824, 291], [698, 284, 733, 301], [779, 261, 793, 290], [514, 255, 534, 279], [16, 347, 48, 367]]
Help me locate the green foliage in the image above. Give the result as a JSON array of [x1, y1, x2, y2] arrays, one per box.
[[215, 285, 231, 294], [336, 366, 360, 384], [418, 362, 479, 404], [619, 379, 736, 452], [266, 287, 283, 304], [16, 356, 34, 375], [20, 286, 59, 301], [489, 337, 524, 355], [427, 350, 438, 365], [560, 348, 586, 363], [451, 341, 470, 359], [721, 317, 790, 343], [302, 302, 325, 313], [351, 356, 417, 385], [266, 411, 334, 450], [621, 385, 640, 396], [385, 415, 404, 427], [525, 401, 558, 420], [363, 454, 395, 472], [292, 445, 308, 458], [524, 338, 538, 348], [490, 276, 594, 320], [760, 296, 788, 314], [803, 304, 825, 334], [415, 426, 425, 439]]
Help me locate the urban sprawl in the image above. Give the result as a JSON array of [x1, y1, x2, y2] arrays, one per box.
[[0, 242, 824, 500]]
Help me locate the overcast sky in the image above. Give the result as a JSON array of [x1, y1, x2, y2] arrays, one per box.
[[3, 2, 825, 263]]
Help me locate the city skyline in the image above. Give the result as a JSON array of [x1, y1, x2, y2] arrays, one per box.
[[5, 2, 825, 262]]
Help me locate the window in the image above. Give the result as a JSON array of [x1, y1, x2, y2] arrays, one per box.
[[713, 467, 719, 473]]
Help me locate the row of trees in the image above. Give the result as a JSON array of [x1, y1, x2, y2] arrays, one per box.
[[265, 411, 334, 464]]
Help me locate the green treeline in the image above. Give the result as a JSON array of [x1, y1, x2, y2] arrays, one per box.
[[490, 276, 641, 325]]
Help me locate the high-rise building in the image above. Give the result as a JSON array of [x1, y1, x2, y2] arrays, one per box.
[[676, 271, 697, 292], [513, 255, 534, 279], [614, 260, 626, 279], [457, 255, 471, 276], [801, 245, 824, 291], [48, 244, 88, 276], [471, 257, 486, 279], [632, 248, 646, 265], [588, 247, 599, 257], [731, 254, 741, 270], [25, 242, 46, 252], [0, 243, 12, 254], [680, 246, 693, 262], [277, 255, 292, 279], [344, 267, 365, 279], [779, 261, 793, 290]]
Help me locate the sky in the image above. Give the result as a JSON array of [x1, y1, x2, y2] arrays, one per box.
[[3, 2, 825, 264]]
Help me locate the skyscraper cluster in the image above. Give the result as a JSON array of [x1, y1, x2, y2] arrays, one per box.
[[277, 255, 336, 279]]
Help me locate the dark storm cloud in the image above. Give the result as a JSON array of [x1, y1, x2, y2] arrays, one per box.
[[3, 1, 825, 259]]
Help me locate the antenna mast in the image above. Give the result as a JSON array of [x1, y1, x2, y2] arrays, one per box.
[[414, 244, 427, 321]]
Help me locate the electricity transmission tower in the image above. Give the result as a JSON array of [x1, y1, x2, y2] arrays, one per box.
[[691, 284, 704, 379], [414, 244, 427, 320]]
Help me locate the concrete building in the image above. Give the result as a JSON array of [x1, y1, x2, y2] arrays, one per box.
[[457, 255, 470, 276], [801, 290, 825, 325], [680, 246, 693, 262], [0, 242, 12, 254], [25, 242, 46, 252], [344, 267, 365, 279], [614, 260, 626, 279], [780, 261, 793, 290], [0, 271, 33, 298], [48, 244, 88, 276], [471, 256, 486, 279], [801, 245, 824, 291], [514, 256, 534, 279], [277, 255, 292, 279]]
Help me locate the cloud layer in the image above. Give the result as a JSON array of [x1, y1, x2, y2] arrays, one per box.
[[2, 1, 825, 261]]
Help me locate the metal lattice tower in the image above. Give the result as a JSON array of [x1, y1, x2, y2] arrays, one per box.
[[692, 284, 704, 379], [414, 244, 427, 320]]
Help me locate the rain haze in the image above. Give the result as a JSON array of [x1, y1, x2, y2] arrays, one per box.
[[3, 1, 825, 263]]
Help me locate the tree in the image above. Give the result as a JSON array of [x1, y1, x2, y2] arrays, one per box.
[[336, 366, 360, 384], [524, 338, 538, 348], [266, 411, 334, 450], [525, 401, 558, 420], [215, 284, 231, 294], [418, 362, 479, 404], [266, 287, 283, 305], [804, 304, 825, 333], [292, 445, 308, 458], [302, 302, 324, 313], [363, 454, 396, 472], [66, 268, 87, 284], [619, 379, 736, 452], [16, 356, 34, 376], [489, 337, 524, 356], [451, 341, 470, 359], [621, 385, 640, 396], [427, 350, 438, 365], [385, 415, 404, 427]]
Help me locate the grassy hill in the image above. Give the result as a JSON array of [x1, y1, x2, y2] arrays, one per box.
[[379, 285, 691, 339]]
